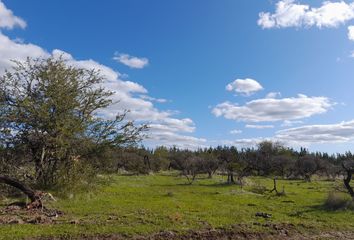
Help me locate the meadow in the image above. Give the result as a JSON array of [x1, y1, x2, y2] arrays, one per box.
[[1, 173, 354, 239]]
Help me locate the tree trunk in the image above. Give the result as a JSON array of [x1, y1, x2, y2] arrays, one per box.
[[227, 172, 235, 184], [304, 174, 311, 182], [144, 155, 151, 171], [270, 177, 278, 194], [0, 175, 42, 208], [343, 168, 354, 199]]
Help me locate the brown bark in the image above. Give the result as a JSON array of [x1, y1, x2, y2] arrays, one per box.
[[270, 178, 278, 194], [227, 173, 235, 184], [342, 163, 354, 199], [0, 175, 42, 208]]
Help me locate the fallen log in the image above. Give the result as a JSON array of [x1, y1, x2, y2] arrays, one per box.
[[0, 175, 42, 209]]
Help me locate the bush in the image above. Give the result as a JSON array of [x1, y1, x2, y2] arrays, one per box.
[[248, 182, 268, 194], [324, 191, 352, 210], [54, 160, 97, 194]]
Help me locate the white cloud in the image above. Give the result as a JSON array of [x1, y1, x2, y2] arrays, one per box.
[[265, 92, 281, 99], [258, 0, 354, 29], [223, 120, 354, 149], [281, 120, 303, 127], [113, 53, 149, 69], [212, 94, 334, 122], [146, 131, 207, 150], [139, 95, 168, 103], [222, 137, 270, 148], [246, 124, 274, 129], [226, 78, 263, 96], [0, 33, 49, 75], [230, 129, 242, 134], [149, 118, 195, 133], [276, 120, 354, 143], [348, 25, 354, 41], [0, 1, 26, 29]]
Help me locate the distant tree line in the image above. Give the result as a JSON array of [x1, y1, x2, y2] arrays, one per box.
[[108, 142, 350, 183], [102, 142, 354, 198]]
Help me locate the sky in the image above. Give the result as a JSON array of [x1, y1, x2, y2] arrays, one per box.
[[0, 0, 354, 153]]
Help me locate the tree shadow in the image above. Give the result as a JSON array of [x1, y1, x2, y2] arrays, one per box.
[[198, 182, 239, 188]]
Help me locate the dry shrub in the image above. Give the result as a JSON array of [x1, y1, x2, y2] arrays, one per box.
[[324, 191, 352, 210], [168, 212, 183, 222], [249, 184, 268, 194]]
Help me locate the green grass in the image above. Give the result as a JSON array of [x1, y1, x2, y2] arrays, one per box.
[[1, 173, 354, 239]]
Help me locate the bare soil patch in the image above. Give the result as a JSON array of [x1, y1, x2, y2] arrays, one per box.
[[28, 224, 354, 240], [0, 203, 63, 225]]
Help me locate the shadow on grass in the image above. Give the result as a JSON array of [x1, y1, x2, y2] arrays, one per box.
[[198, 182, 240, 188], [152, 182, 235, 188], [288, 203, 354, 218]]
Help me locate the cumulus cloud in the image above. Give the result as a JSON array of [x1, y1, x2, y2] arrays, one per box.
[[265, 92, 281, 99], [146, 131, 207, 150], [281, 120, 303, 127], [246, 124, 274, 129], [349, 25, 354, 41], [223, 120, 354, 149], [0, 0, 26, 29], [212, 94, 334, 122], [226, 78, 263, 96], [258, 0, 354, 29], [0, 33, 49, 74], [139, 95, 168, 103], [149, 118, 195, 133], [113, 53, 149, 69], [276, 120, 354, 143]]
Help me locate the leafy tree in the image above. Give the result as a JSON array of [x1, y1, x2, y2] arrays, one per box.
[[216, 146, 244, 184], [197, 148, 219, 178], [0, 57, 147, 187], [256, 141, 284, 176], [152, 146, 170, 171]]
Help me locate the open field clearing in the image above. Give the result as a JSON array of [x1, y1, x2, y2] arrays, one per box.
[[1, 174, 354, 239]]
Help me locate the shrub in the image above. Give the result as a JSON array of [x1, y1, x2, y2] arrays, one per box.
[[249, 184, 268, 194], [54, 160, 96, 194], [324, 191, 352, 210]]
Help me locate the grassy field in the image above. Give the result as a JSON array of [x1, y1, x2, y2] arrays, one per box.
[[1, 173, 354, 239]]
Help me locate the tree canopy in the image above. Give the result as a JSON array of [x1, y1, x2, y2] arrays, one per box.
[[0, 57, 147, 186]]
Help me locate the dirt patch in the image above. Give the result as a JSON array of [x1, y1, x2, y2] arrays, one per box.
[[1, 208, 352, 240], [28, 223, 354, 240], [0, 203, 63, 225]]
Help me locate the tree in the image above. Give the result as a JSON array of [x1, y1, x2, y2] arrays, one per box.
[[216, 146, 245, 184], [295, 155, 323, 182], [342, 161, 354, 199], [181, 156, 204, 184], [256, 141, 283, 176], [0, 57, 147, 187], [152, 146, 170, 171], [198, 148, 219, 178], [0, 175, 42, 208]]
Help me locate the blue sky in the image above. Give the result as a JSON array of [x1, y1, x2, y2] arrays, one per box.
[[1, 0, 354, 153]]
